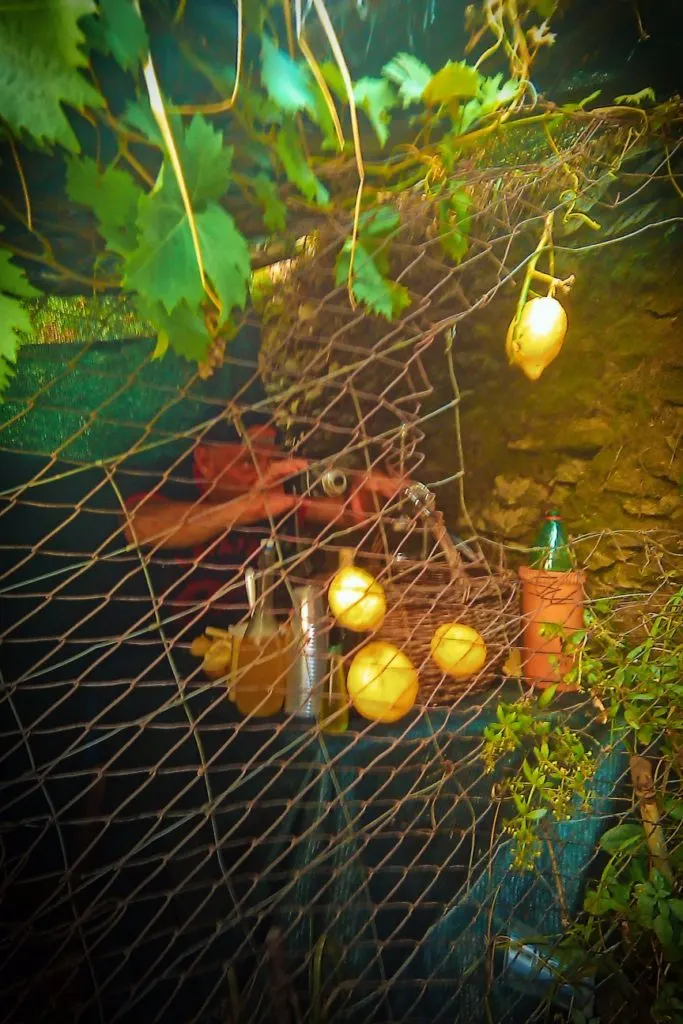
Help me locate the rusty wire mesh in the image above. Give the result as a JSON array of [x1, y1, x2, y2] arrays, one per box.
[[1, 109, 682, 1024]]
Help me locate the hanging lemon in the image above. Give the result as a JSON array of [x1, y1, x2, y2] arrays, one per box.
[[506, 296, 567, 381], [431, 623, 487, 679], [347, 641, 418, 723], [328, 565, 386, 632]]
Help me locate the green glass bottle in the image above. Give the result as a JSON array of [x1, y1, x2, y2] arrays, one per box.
[[319, 628, 349, 733], [530, 509, 575, 571]]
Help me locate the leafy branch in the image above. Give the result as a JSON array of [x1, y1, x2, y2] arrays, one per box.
[[0, 0, 679, 397]]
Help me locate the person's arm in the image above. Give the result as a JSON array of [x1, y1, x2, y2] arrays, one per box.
[[301, 471, 410, 527], [124, 490, 298, 550]]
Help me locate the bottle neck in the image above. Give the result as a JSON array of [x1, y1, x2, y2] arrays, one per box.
[[531, 515, 574, 570], [247, 544, 278, 636]]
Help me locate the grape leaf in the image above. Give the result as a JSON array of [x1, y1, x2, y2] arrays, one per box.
[[11, 0, 95, 67], [382, 53, 432, 107], [66, 157, 142, 255], [254, 175, 287, 233], [320, 61, 347, 105], [196, 205, 250, 324], [335, 242, 410, 320], [0, 246, 40, 398], [0, 1, 103, 151], [125, 194, 204, 314], [174, 115, 234, 207], [124, 111, 233, 206], [137, 298, 213, 362], [477, 73, 518, 117], [261, 37, 315, 116], [125, 195, 249, 325], [0, 248, 40, 302], [97, 0, 148, 70], [310, 79, 342, 152], [438, 187, 471, 264], [353, 77, 397, 147], [124, 99, 167, 145], [423, 61, 480, 105], [274, 122, 329, 205], [358, 205, 400, 237]]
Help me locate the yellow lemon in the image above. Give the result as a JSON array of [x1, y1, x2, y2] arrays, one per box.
[[328, 565, 386, 633], [347, 641, 418, 723], [431, 623, 487, 679], [506, 296, 567, 381]]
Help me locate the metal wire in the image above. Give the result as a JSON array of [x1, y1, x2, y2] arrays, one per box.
[[1, 112, 681, 1023]]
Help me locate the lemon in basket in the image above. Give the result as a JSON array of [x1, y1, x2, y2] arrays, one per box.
[[431, 623, 487, 679], [328, 565, 386, 633], [347, 641, 418, 723]]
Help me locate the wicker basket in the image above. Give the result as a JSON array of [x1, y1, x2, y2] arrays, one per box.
[[357, 503, 521, 707], [378, 560, 520, 706]]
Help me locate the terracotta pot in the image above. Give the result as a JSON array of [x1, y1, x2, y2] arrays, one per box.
[[519, 565, 586, 690]]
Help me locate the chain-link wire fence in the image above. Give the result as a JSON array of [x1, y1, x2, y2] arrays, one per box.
[[1, 99, 682, 1024]]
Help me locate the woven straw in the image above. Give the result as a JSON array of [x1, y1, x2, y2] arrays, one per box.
[[376, 559, 520, 706]]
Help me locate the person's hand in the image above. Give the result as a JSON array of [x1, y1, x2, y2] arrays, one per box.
[[296, 469, 413, 528], [346, 469, 411, 518], [256, 456, 309, 491], [238, 456, 308, 521]]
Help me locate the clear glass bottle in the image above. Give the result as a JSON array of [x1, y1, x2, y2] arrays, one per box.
[[319, 628, 349, 733], [235, 542, 288, 717], [529, 509, 575, 572]]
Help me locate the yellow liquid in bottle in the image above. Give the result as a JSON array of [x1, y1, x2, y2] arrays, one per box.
[[234, 629, 290, 717]]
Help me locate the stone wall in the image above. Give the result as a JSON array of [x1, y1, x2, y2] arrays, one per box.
[[424, 233, 682, 595]]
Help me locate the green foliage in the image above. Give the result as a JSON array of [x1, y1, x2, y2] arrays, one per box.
[[0, 245, 40, 396], [335, 241, 410, 320], [357, 206, 400, 237], [91, 0, 148, 70], [382, 53, 433, 107], [274, 122, 329, 205], [423, 61, 480, 106], [483, 702, 595, 869], [583, 854, 683, 966], [0, 0, 672, 393], [260, 38, 315, 117], [0, 0, 103, 151], [451, 72, 518, 135], [615, 87, 656, 106], [116, 111, 249, 354], [124, 196, 248, 328], [353, 78, 397, 148], [485, 588, 683, 1018], [138, 299, 213, 362], [173, 116, 235, 205], [66, 157, 142, 255], [310, 79, 342, 152], [123, 98, 171, 146], [253, 175, 287, 233], [196, 207, 251, 324], [438, 187, 472, 264]]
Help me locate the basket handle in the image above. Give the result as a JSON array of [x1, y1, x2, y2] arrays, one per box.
[[429, 510, 468, 582], [402, 484, 467, 585]]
